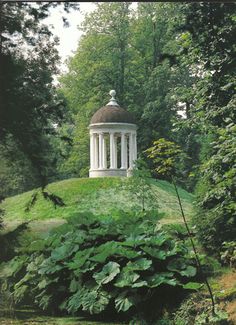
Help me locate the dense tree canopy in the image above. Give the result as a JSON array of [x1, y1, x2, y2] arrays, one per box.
[[59, 2, 190, 177], [1, 2, 235, 254], [0, 2, 78, 195], [59, 2, 236, 253], [183, 3, 236, 252]]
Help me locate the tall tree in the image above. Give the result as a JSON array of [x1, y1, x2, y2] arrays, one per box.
[[128, 3, 184, 150], [59, 3, 186, 176], [0, 2, 78, 192], [59, 2, 132, 176], [80, 2, 131, 105], [181, 3, 236, 251]]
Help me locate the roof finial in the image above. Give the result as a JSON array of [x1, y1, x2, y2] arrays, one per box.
[[107, 89, 119, 106]]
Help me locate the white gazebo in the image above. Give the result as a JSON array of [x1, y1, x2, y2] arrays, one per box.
[[89, 90, 137, 177]]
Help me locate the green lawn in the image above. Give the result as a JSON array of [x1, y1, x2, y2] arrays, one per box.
[[1, 177, 194, 229], [0, 314, 126, 325]]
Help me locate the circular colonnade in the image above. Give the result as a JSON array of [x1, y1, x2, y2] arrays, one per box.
[[89, 90, 137, 177]]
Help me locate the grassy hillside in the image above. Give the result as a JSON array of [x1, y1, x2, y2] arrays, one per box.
[[1, 177, 194, 226]]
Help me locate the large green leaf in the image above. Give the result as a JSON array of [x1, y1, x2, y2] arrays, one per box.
[[167, 259, 196, 277], [93, 261, 120, 285], [14, 272, 33, 290], [37, 277, 59, 290], [145, 233, 170, 246], [125, 258, 152, 271], [27, 255, 44, 272], [121, 234, 147, 247], [132, 280, 148, 288], [38, 257, 64, 275], [66, 289, 83, 313], [116, 246, 141, 259], [180, 265, 197, 277], [0, 256, 28, 278], [145, 272, 178, 288], [115, 271, 140, 288], [35, 290, 52, 310], [66, 248, 94, 270], [13, 284, 28, 302], [69, 278, 80, 293], [51, 243, 79, 262], [37, 278, 48, 290], [81, 290, 110, 314], [141, 246, 168, 260], [90, 241, 119, 263], [182, 282, 203, 290], [79, 260, 96, 274], [115, 291, 141, 312], [115, 294, 133, 312]]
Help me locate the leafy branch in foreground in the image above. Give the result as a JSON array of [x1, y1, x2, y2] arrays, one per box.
[[145, 138, 216, 316]]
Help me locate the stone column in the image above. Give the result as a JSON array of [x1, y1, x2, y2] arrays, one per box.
[[121, 132, 127, 169], [110, 132, 114, 169], [114, 135, 117, 169], [133, 132, 137, 161], [129, 133, 134, 169], [90, 133, 94, 169], [94, 134, 98, 169], [98, 132, 104, 169], [103, 135, 107, 169]]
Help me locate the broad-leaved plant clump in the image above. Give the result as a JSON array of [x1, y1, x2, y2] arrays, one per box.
[[0, 212, 201, 320]]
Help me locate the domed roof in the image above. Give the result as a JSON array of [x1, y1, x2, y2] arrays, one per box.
[[90, 90, 136, 125], [90, 105, 135, 124]]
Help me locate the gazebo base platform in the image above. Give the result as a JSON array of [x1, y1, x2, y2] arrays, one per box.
[[89, 168, 132, 178]]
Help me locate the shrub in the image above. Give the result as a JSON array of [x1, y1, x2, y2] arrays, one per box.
[[0, 211, 201, 321], [193, 126, 236, 254], [173, 294, 229, 325]]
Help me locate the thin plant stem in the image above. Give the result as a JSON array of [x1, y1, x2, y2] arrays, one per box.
[[172, 176, 215, 316]]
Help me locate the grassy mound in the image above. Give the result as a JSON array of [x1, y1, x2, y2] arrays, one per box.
[[1, 177, 193, 226]]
